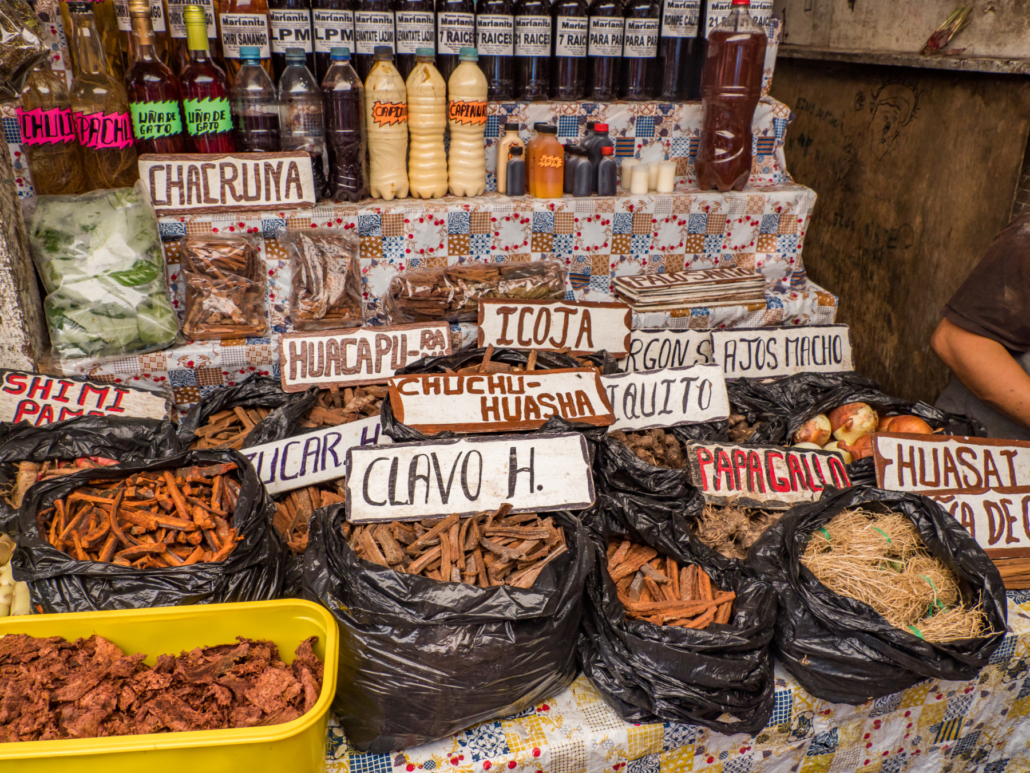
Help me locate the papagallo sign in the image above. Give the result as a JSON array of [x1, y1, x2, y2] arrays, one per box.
[[686, 441, 852, 509], [0, 370, 170, 426]]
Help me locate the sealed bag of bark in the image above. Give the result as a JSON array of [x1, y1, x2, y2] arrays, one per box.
[[12, 450, 287, 612], [304, 502, 591, 752], [579, 491, 776, 734], [747, 485, 1006, 705]]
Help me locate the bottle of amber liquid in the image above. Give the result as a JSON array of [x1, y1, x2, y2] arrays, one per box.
[[114, 0, 172, 66], [18, 62, 87, 195], [62, 0, 126, 79], [126, 0, 187, 153], [218, 0, 274, 81], [67, 2, 139, 189], [527, 123, 561, 198], [621, 0, 658, 100]]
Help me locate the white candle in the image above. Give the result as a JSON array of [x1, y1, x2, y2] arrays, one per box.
[[647, 162, 660, 192], [620, 158, 638, 190], [630, 164, 649, 195], [656, 161, 676, 193]]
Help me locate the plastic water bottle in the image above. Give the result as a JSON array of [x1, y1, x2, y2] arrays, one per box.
[[279, 47, 327, 195], [322, 46, 368, 201], [447, 46, 487, 197], [406, 47, 448, 199], [365, 44, 409, 200], [232, 45, 281, 152]]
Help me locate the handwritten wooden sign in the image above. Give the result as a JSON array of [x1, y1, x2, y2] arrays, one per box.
[[241, 415, 389, 496], [619, 329, 714, 372], [710, 325, 854, 379], [139, 152, 317, 216], [389, 369, 614, 434], [279, 323, 451, 392], [0, 370, 169, 426], [345, 432, 595, 523], [601, 364, 730, 432], [930, 493, 1030, 558], [477, 299, 632, 358], [686, 441, 852, 509]]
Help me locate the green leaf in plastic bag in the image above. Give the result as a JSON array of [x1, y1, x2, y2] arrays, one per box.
[[136, 297, 178, 345], [109, 259, 160, 287]]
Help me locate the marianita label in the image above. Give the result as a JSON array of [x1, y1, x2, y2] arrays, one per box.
[[372, 101, 408, 126], [447, 100, 487, 124], [73, 111, 134, 149], [17, 107, 76, 145]]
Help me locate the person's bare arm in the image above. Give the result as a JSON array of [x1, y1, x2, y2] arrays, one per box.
[[931, 317, 1030, 430]]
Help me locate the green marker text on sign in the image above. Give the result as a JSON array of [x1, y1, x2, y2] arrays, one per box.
[[184, 97, 233, 136], [129, 100, 183, 140]]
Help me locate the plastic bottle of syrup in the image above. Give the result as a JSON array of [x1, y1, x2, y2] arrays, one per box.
[[551, 0, 587, 100], [353, 0, 395, 81], [695, 0, 765, 192], [447, 47, 488, 197], [279, 48, 327, 195], [218, 0, 274, 81], [587, 0, 623, 101], [406, 48, 447, 198], [495, 121, 523, 195], [436, 0, 475, 82], [322, 46, 368, 200], [268, 0, 314, 80], [513, 0, 550, 101], [587, 121, 612, 177], [563, 145, 580, 194], [528, 123, 562, 198], [573, 146, 592, 196], [231, 45, 281, 150], [475, 0, 514, 101], [658, 0, 701, 100], [182, 4, 236, 152], [365, 45, 409, 199], [596, 144, 616, 195], [505, 145, 525, 195], [394, 0, 435, 80], [312, 0, 355, 81], [621, 0, 658, 100]]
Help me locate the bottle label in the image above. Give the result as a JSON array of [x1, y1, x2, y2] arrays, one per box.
[[150, 0, 167, 32], [623, 18, 658, 57], [269, 9, 313, 53], [395, 11, 435, 54], [354, 11, 395, 55], [17, 107, 76, 146], [168, 0, 216, 39], [114, 0, 131, 32], [514, 15, 550, 56], [448, 99, 487, 125], [538, 154, 562, 168], [219, 13, 272, 59], [437, 11, 475, 55], [554, 16, 587, 57], [475, 14, 513, 56], [73, 111, 134, 150], [130, 100, 183, 140], [184, 97, 233, 136], [588, 16, 623, 56], [371, 101, 408, 127], [313, 9, 355, 53], [661, 0, 700, 38], [705, 0, 771, 37]]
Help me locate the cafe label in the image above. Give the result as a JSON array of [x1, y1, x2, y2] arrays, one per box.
[[478, 299, 632, 358], [0, 370, 169, 426], [279, 323, 451, 392], [242, 415, 389, 496], [619, 328, 714, 372], [687, 441, 852, 509], [346, 432, 595, 523], [601, 364, 730, 432], [389, 368, 614, 434], [710, 325, 854, 379]]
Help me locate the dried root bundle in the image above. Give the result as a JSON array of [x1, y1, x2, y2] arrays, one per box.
[[694, 503, 782, 560], [610, 429, 687, 469]]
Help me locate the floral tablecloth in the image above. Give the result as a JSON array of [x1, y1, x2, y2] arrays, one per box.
[[324, 593, 1030, 773]]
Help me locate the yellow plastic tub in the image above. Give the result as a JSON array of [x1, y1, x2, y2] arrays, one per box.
[[0, 599, 338, 773]]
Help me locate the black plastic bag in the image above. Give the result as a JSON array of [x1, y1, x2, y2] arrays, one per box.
[[747, 485, 1007, 705], [579, 492, 777, 734], [12, 449, 288, 612], [594, 431, 703, 503], [304, 503, 591, 753]]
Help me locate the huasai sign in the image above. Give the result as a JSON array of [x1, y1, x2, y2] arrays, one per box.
[[478, 299, 632, 357]]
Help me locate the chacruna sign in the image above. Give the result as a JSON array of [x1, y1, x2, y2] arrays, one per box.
[[478, 299, 632, 357], [0, 369, 170, 426]]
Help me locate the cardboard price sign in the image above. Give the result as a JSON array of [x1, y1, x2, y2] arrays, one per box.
[[389, 369, 614, 434], [345, 432, 595, 523], [279, 323, 451, 392], [0, 370, 169, 426], [619, 328, 714, 372], [477, 299, 632, 358], [139, 152, 317, 216], [241, 415, 388, 496], [930, 493, 1030, 559], [687, 441, 852, 509], [710, 325, 854, 379], [601, 364, 730, 432]]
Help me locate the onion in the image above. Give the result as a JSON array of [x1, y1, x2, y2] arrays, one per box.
[[794, 414, 832, 446], [829, 402, 879, 445], [822, 441, 853, 465], [886, 415, 934, 435], [839, 434, 874, 460], [877, 416, 895, 432], [792, 442, 824, 451]]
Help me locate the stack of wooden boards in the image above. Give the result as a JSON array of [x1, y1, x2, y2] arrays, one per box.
[[613, 267, 766, 311]]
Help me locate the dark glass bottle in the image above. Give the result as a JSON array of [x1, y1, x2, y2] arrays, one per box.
[[658, 0, 701, 100], [126, 0, 186, 154], [587, 0, 622, 101], [513, 0, 550, 101], [167, 0, 224, 75], [475, 0, 513, 101], [218, 0, 274, 82], [353, 0, 395, 81], [394, 0, 435, 80], [182, 5, 237, 152], [312, 0, 355, 81], [436, 0, 475, 82], [620, 0, 658, 100], [551, 0, 586, 100], [269, 0, 314, 79]]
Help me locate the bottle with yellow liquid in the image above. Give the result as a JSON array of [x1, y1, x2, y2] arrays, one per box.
[[405, 47, 447, 199], [365, 44, 409, 200], [447, 46, 487, 197]]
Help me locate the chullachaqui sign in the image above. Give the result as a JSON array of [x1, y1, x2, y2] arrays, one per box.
[[619, 328, 713, 372], [687, 441, 852, 509], [873, 433, 1030, 557], [139, 152, 317, 216], [600, 364, 729, 432], [710, 324, 853, 379], [0, 370, 169, 426], [279, 323, 451, 392], [345, 432, 595, 523], [478, 299, 632, 357], [389, 368, 614, 434], [241, 415, 388, 496]]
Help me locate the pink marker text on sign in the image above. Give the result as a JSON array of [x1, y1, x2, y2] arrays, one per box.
[[17, 107, 77, 146], [74, 110, 134, 149]]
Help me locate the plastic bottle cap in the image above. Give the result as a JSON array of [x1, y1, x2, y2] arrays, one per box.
[[374, 45, 394, 59], [510, 146, 523, 156], [537, 125, 557, 134], [533, 122, 550, 131], [239, 45, 262, 60], [585, 121, 596, 131], [732, 0, 750, 4], [504, 122, 519, 132], [601, 146, 613, 155], [330, 46, 351, 59], [595, 123, 609, 132], [459, 47, 478, 60], [415, 47, 434, 57], [286, 48, 306, 61]]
